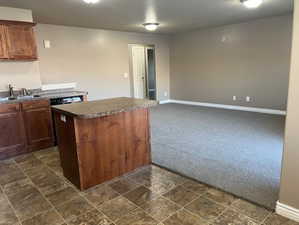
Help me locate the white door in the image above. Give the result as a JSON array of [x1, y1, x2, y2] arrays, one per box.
[[132, 46, 146, 99]]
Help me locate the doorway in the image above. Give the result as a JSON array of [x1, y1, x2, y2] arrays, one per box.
[[129, 45, 157, 100]]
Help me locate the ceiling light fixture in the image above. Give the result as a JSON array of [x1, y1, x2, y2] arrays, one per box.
[[83, 0, 99, 4], [241, 0, 263, 8], [143, 23, 160, 31]]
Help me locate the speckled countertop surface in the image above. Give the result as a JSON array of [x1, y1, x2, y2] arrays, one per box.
[[0, 96, 49, 104], [0, 89, 87, 104], [51, 97, 158, 119], [36, 90, 87, 99]]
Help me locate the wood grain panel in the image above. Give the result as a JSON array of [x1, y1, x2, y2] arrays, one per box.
[[55, 108, 151, 190], [0, 100, 55, 160], [0, 104, 26, 160], [0, 103, 20, 114], [23, 107, 54, 151], [54, 112, 81, 188], [0, 25, 8, 59], [22, 99, 50, 110], [5, 24, 37, 60]]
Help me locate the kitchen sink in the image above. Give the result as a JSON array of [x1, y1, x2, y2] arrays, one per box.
[[0, 95, 41, 102]]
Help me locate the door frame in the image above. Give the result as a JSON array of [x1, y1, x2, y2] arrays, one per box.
[[145, 46, 157, 100], [128, 44, 157, 99]]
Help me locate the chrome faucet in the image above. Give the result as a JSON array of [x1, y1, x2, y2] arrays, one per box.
[[20, 88, 31, 96], [8, 84, 15, 98]]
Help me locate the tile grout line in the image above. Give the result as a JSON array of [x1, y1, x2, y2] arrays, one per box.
[[0, 179, 23, 225], [104, 190, 162, 224], [182, 194, 226, 224], [157, 196, 201, 224], [260, 211, 272, 225], [229, 198, 272, 224], [34, 152, 107, 225], [121, 172, 205, 223], [122, 172, 188, 223], [74, 184, 119, 224], [162, 185, 264, 225], [2, 156, 274, 225], [38, 158, 274, 225], [84, 171, 177, 224], [13, 157, 67, 225], [121, 166, 211, 223], [2, 160, 44, 224], [36, 151, 151, 224]]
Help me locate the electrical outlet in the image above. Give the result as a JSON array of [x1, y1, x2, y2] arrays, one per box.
[[60, 115, 66, 123], [246, 96, 251, 102], [164, 91, 168, 97], [233, 96, 237, 101]]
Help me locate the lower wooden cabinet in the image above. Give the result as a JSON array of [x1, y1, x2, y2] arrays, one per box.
[[0, 99, 54, 160], [0, 103, 26, 160], [23, 104, 54, 151]]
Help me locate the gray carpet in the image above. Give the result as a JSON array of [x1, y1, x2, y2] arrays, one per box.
[[150, 103, 285, 209]]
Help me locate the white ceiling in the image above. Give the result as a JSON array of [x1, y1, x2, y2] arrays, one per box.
[[0, 0, 293, 34]]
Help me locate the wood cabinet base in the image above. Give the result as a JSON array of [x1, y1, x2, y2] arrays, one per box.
[[54, 108, 151, 190], [0, 100, 54, 160]]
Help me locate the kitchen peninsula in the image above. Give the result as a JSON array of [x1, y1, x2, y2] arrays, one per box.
[[52, 97, 157, 190]]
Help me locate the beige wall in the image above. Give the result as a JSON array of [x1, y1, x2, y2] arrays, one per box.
[[0, 7, 42, 91], [170, 15, 292, 110], [279, 1, 299, 210], [35, 24, 170, 101]]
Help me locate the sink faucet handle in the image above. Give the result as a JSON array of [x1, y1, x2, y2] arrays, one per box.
[[8, 84, 15, 97], [22, 88, 31, 96]]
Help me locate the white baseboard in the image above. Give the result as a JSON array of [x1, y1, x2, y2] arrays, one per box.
[[276, 201, 299, 222], [159, 100, 171, 104], [165, 99, 286, 116]]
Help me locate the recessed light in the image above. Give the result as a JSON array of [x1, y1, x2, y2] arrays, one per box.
[[241, 0, 263, 8], [143, 23, 160, 31], [83, 0, 99, 4]]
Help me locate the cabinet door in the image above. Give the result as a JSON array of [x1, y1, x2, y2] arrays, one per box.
[[23, 107, 54, 151], [6, 24, 37, 60], [0, 107, 26, 160], [0, 25, 8, 59]]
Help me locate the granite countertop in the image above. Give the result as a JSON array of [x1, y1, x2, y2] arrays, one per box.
[[51, 97, 158, 119], [36, 90, 88, 99], [0, 89, 88, 105], [0, 96, 49, 104]]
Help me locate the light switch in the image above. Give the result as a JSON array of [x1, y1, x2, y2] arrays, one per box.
[[124, 73, 128, 78], [44, 40, 51, 49]]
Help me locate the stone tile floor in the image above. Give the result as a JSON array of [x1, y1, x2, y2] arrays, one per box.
[[0, 147, 298, 225]]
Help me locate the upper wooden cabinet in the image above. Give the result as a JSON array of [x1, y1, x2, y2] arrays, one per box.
[[0, 20, 38, 61], [0, 25, 8, 59]]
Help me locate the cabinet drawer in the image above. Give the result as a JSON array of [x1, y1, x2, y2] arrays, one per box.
[[21, 99, 50, 110], [0, 103, 20, 114]]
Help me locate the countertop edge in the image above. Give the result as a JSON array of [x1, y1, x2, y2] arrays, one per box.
[[0, 97, 50, 105], [51, 101, 157, 119], [0, 90, 88, 105]]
